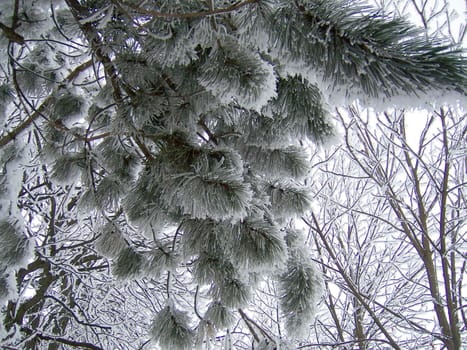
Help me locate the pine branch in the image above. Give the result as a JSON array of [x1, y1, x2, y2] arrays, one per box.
[[119, 0, 258, 19], [288, 0, 466, 97], [0, 60, 93, 148], [65, 0, 125, 104], [204, 302, 235, 329], [1, 0, 464, 347]]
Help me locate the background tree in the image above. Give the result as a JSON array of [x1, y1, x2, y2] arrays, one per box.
[[0, 0, 465, 349], [299, 1, 466, 348], [304, 105, 466, 349]]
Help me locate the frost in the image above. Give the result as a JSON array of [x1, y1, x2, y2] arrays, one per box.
[[79, 5, 113, 25], [54, 8, 81, 38], [266, 180, 313, 218], [272, 50, 467, 111], [241, 145, 310, 179], [279, 243, 323, 338], [112, 247, 145, 279], [0, 272, 17, 304], [189, 18, 220, 50], [0, 144, 28, 219], [151, 301, 194, 350], [145, 246, 179, 277], [0, 0, 464, 347], [204, 301, 236, 329], [51, 91, 88, 125], [257, 338, 294, 350], [213, 277, 251, 308], [95, 223, 127, 258], [0, 220, 32, 269], [50, 153, 85, 185], [228, 219, 288, 273], [93, 84, 114, 109], [198, 40, 277, 112]]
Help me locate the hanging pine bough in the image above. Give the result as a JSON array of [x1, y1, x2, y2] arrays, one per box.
[[0, 0, 465, 349]]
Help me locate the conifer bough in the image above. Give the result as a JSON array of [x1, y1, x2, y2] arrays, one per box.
[[0, 0, 465, 349]]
